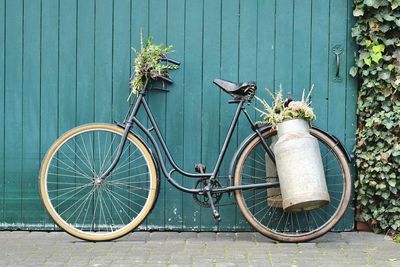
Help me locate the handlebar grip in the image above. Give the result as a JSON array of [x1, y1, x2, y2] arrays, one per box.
[[160, 57, 180, 66], [159, 76, 173, 84]]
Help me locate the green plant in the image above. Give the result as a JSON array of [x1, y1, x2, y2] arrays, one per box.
[[395, 233, 400, 243], [351, 0, 400, 233], [129, 35, 178, 98], [255, 87, 315, 126]]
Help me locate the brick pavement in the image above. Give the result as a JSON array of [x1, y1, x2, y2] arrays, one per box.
[[0, 231, 398, 267]]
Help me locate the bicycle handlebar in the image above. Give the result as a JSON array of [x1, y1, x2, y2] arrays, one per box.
[[159, 56, 181, 66]]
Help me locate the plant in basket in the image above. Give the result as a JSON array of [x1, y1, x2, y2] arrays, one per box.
[[129, 35, 179, 99], [255, 86, 330, 212]]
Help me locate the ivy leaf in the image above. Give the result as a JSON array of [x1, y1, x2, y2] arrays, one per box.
[[391, 0, 400, 9], [382, 192, 390, 199], [353, 7, 364, 17], [364, 0, 381, 8], [388, 180, 396, 187], [364, 57, 372, 66], [378, 71, 390, 80], [372, 45, 383, 53], [371, 52, 382, 63], [350, 66, 358, 77]]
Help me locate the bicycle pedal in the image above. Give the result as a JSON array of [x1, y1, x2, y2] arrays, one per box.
[[194, 163, 206, 174], [212, 209, 221, 223]]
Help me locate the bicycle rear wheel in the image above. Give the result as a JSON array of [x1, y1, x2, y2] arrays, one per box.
[[234, 127, 351, 242], [39, 123, 158, 241]]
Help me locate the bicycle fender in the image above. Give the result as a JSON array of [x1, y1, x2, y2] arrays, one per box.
[[311, 126, 353, 163]]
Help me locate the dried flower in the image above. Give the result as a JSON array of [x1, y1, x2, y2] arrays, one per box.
[[255, 86, 316, 126]]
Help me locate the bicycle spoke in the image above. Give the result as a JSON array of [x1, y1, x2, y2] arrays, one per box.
[[235, 128, 351, 242], [79, 135, 95, 178], [40, 125, 157, 241], [103, 185, 130, 226], [108, 172, 151, 183], [99, 135, 117, 176]]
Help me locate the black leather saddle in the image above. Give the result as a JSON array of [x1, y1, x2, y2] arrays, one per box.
[[213, 79, 257, 98]]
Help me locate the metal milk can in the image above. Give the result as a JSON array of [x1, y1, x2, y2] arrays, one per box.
[[265, 136, 282, 208], [273, 119, 330, 212]]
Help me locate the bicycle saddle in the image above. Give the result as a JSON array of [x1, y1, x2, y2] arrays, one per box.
[[213, 79, 257, 96]]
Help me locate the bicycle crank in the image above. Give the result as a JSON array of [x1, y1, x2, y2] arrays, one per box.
[[192, 178, 223, 209]]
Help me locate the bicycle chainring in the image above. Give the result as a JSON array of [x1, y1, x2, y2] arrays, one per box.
[[192, 178, 223, 208]]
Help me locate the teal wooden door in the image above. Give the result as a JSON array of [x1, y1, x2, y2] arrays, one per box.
[[0, 0, 356, 231]]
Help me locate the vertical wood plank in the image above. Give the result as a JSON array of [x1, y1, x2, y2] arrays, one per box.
[[235, 0, 277, 231], [131, 0, 149, 230], [111, 0, 131, 232], [77, 0, 95, 125], [275, 0, 293, 91], [40, 0, 59, 228], [329, 0, 348, 231], [165, 0, 185, 230], [112, 0, 130, 123], [256, 0, 275, 93], [22, 0, 41, 228], [235, 0, 258, 231], [0, 0, 5, 225], [182, 0, 203, 230], [4, 0, 23, 228], [292, 0, 312, 98], [343, 0, 356, 230], [218, 0, 239, 231], [310, 0, 329, 130], [200, 0, 221, 230], [146, 0, 168, 229], [59, 0, 77, 135], [94, 0, 113, 123]]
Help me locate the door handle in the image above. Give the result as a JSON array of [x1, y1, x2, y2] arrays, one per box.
[[332, 45, 343, 82]]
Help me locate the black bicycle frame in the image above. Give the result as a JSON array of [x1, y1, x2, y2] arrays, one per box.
[[100, 90, 278, 195]]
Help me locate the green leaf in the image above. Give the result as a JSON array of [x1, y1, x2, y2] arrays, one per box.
[[382, 192, 390, 199], [364, 57, 372, 66], [353, 7, 364, 17], [371, 52, 382, 63], [378, 71, 390, 80], [350, 66, 358, 77], [388, 180, 396, 187]]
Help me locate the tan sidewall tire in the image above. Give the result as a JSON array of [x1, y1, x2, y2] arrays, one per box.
[[234, 128, 351, 242], [39, 123, 158, 241]]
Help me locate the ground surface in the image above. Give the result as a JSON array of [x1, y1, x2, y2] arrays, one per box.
[[0, 231, 398, 266]]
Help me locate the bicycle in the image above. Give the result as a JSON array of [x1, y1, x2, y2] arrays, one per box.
[[39, 57, 352, 242]]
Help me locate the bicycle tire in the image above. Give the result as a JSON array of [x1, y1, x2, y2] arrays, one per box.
[[39, 123, 158, 241], [234, 127, 351, 242]]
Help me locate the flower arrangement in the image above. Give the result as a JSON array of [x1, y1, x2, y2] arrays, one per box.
[[255, 86, 316, 126], [129, 35, 178, 98]]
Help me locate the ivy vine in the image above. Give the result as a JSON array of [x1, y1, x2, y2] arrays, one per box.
[[351, 0, 400, 232]]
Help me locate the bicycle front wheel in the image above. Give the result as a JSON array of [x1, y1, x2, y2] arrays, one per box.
[[234, 127, 351, 242], [39, 123, 158, 241]]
